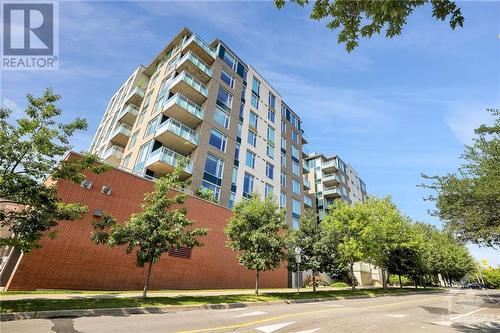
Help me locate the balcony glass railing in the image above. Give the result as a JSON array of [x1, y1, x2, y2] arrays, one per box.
[[178, 51, 212, 77], [302, 161, 310, 172], [304, 196, 312, 207], [183, 34, 216, 58], [119, 104, 139, 118], [112, 123, 132, 137], [164, 93, 204, 120], [103, 145, 124, 159], [156, 118, 199, 145], [171, 71, 208, 97], [303, 178, 311, 188], [147, 146, 193, 173], [324, 186, 341, 196], [323, 173, 340, 182], [322, 159, 338, 170], [128, 86, 145, 99]]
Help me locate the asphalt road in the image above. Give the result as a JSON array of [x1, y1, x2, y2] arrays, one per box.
[[2, 289, 499, 333]]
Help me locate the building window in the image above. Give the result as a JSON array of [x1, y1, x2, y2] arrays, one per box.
[[229, 192, 236, 208], [217, 86, 233, 110], [234, 142, 240, 160], [237, 122, 242, 139], [281, 152, 286, 167], [247, 130, 257, 147], [122, 153, 132, 168], [252, 77, 260, 96], [266, 162, 274, 180], [144, 116, 158, 138], [129, 130, 139, 149], [251, 93, 259, 109], [201, 180, 220, 202], [292, 179, 301, 195], [292, 161, 300, 176], [280, 172, 286, 187], [291, 113, 299, 128], [292, 218, 299, 230], [232, 166, 238, 185], [268, 93, 276, 110], [265, 183, 274, 197], [133, 141, 152, 173], [204, 153, 224, 179], [209, 129, 227, 152], [267, 144, 274, 159], [291, 130, 299, 144], [281, 120, 286, 133], [267, 126, 275, 144], [268, 109, 275, 123], [249, 111, 258, 129], [281, 137, 287, 151], [243, 173, 254, 197], [280, 191, 286, 208], [220, 68, 235, 88], [246, 150, 256, 169], [292, 199, 301, 216], [291, 145, 299, 160], [342, 186, 348, 196], [214, 106, 230, 129], [223, 50, 237, 71]]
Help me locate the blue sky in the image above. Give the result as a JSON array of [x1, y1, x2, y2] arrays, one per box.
[[1, 1, 499, 265]]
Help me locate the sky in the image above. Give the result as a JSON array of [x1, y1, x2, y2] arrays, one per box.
[[1, 1, 499, 265]]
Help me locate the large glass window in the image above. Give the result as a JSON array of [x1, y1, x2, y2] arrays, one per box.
[[265, 183, 274, 198], [268, 109, 275, 123], [217, 86, 233, 110], [234, 142, 240, 160], [251, 93, 259, 109], [281, 152, 286, 167], [291, 130, 299, 144], [266, 162, 274, 180], [292, 199, 301, 216], [280, 172, 286, 186], [246, 150, 256, 169], [292, 179, 301, 194], [281, 120, 286, 133], [281, 137, 287, 151], [243, 173, 254, 197], [280, 191, 286, 208], [122, 154, 131, 168], [129, 130, 139, 149], [133, 141, 152, 173], [291, 146, 299, 160], [268, 93, 276, 110], [204, 153, 224, 178], [249, 111, 258, 129], [267, 144, 274, 159], [201, 180, 220, 202], [247, 130, 257, 147], [144, 116, 159, 138], [220, 68, 235, 89], [214, 106, 230, 129], [229, 192, 236, 208], [252, 77, 260, 95], [223, 51, 237, 71], [292, 161, 300, 176], [267, 126, 275, 144], [209, 129, 227, 152], [232, 166, 238, 185], [237, 122, 242, 138]]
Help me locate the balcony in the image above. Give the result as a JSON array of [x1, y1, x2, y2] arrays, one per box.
[[304, 195, 313, 207], [162, 93, 204, 128], [125, 86, 145, 107], [102, 145, 124, 164], [117, 104, 139, 126], [176, 51, 212, 83], [302, 161, 310, 173], [145, 146, 192, 180], [303, 178, 311, 190], [323, 186, 341, 199], [154, 118, 199, 155], [169, 71, 208, 105], [109, 123, 132, 147], [323, 173, 340, 186], [182, 34, 216, 64], [322, 159, 338, 173]]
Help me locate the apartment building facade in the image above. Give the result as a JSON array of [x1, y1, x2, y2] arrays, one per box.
[[89, 27, 310, 228]]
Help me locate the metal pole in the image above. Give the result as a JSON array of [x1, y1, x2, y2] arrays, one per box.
[[297, 262, 300, 293]]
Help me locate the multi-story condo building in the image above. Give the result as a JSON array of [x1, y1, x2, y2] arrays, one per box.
[[89, 27, 310, 229], [304, 153, 367, 220]]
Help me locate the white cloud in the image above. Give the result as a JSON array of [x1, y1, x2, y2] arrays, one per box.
[[445, 104, 493, 144], [1, 97, 23, 118]]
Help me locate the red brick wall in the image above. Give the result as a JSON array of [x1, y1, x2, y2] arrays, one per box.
[[7, 154, 288, 290]]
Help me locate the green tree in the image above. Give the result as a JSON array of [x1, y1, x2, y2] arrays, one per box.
[[322, 200, 368, 290], [0, 88, 106, 252], [422, 108, 500, 247], [195, 188, 218, 203], [288, 209, 323, 292], [92, 162, 208, 298], [274, 0, 464, 52], [225, 194, 289, 295]]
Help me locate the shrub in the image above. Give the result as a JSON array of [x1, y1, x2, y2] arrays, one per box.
[[303, 274, 330, 287], [482, 268, 500, 289], [330, 281, 349, 288], [389, 275, 413, 286]]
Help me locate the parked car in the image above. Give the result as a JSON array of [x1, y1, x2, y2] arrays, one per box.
[[466, 283, 486, 289]]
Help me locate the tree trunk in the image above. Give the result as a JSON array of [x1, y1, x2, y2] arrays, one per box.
[[414, 275, 418, 289], [255, 270, 260, 295], [350, 263, 356, 291], [381, 267, 387, 289], [142, 257, 154, 299], [312, 271, 317, 293], [399, 274, 402, 288]]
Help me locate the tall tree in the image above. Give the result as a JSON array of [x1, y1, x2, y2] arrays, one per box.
[[422, 108, 500, 247], [92, 161, 208, 298], [288, 209, 323, 292], [322, 200, 368, 290], [0, 88, 106, 252], [274, 0, 464, 52], [225, 194, 289, 295]]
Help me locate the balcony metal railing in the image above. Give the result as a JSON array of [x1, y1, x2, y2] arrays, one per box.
[[156, 118, 199, 145], [171, 71, 208, 98], [178, 51, 213, 77], [164, 93, 204, 120], [146, 146, 193, 173], [183, 34, 216, 58]]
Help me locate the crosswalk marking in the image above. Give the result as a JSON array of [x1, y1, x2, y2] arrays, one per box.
[[292, 329, 320, 333], [233, 311, 267, 318], [255, 322, 295, 333], [386, 314, 408, 318]]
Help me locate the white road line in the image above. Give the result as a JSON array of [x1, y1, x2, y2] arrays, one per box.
[[450, 308, 487, 321], [323, 304, 342, 307], [386, 314, 408, 318], [233, 311, 267, 318], [292, 329, 320, 333], [255, 322, 295, 333]]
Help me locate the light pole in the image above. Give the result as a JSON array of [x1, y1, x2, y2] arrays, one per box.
[[295, 247, 302, 293]]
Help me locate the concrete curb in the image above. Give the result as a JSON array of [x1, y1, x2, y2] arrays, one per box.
[[0, 290, 445, 322]]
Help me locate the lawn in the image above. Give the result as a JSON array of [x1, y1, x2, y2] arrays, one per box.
[[0, 288, 444, 313]]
